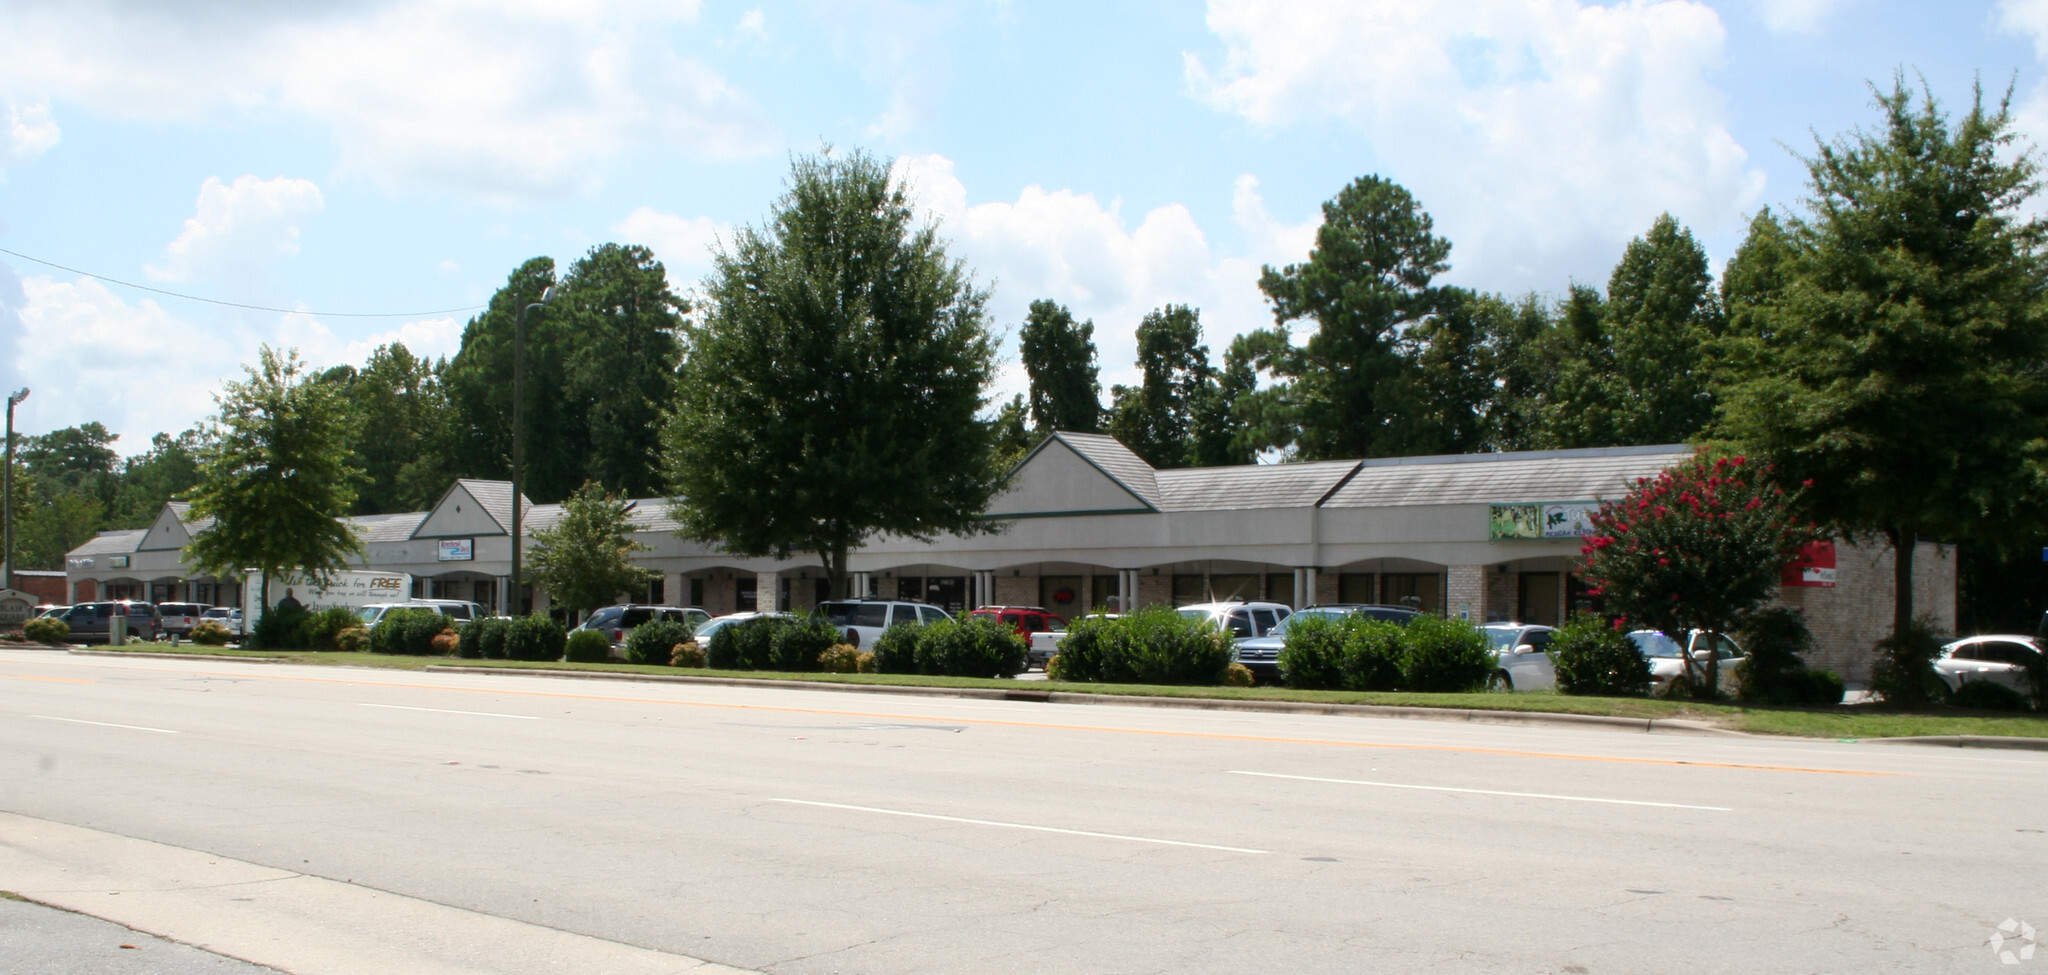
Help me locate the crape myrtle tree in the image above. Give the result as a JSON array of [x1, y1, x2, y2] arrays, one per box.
[[1578, 454, 1818, 696], [185, 346, 365, 612], [1714, 78, 2048, 638], [663, 148, 1006, 601], [529, 481, 659, 620]]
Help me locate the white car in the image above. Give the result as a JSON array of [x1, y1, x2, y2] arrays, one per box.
[[1483, 622, 1558, 691], [355, 600, 485, 628], [1630, 629, 1745, 695], [816, 599, 951, 649], [1937, 635, 2042, 696], [200, 606, 244, 636], [690, 612, 797, 649]]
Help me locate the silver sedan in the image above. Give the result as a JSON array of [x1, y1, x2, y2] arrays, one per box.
[[1936, 635, 2042, 695]]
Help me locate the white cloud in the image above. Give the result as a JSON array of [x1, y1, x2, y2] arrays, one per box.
[[890, 154, 1318, 399], [2, 97, 59, 175], [734, 9, 768, 43], [1746, 0, 1849, 33], [1186, 0, 1765, 293], [612, 206, 729, 297], [148, 175, 325, 283], [279, 314, 468, 373], [1997, 0, 2048, 213], [0, 0, 774, 199]]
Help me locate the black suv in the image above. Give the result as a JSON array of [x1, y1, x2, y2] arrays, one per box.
[[60, 602, 163, 644]]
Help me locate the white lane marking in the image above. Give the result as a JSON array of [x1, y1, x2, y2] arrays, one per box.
[[1228, 770, 1733, 811], [31, 715, 178, 734], [358, 703, 540, 720], [768, 798, 1268, 854]]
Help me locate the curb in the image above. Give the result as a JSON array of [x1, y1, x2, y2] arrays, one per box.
[[423, 664, 1737, 737], [1862, 734, 2048, 752], [67, 648, 288, 662]]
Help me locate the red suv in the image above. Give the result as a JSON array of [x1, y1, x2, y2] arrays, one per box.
[[969, 605, 1065, 639]]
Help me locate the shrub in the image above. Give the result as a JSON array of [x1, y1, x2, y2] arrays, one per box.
[[1795, 668, 1845, 705], [818, 643, 862, 674], [626, 620, 693, 665], [565, 629, 612, 663], [670, 642, 707, 668], [1737, 609, 1841, 705], [333, 625, 369, 653], [1275, 614, 1346, 690], [479, 617, 511, 659], [297, 607, 361, 651], [769, 618, 840, 671], [370, 609, 451, 656], [1044, 653, 1065, 680], [253, 602, 310, 650], [856, 651, 876, 674], [1050, 606, 1232, 685], [504, 615, 566, 661], [1398, 615, 1494, 693], [867, 621, 925, 674], [1952, 679, 2033, 712], [1278, 615, 1405, 691], [1223, 662, 1255, 687], [430, 629, 459, 655], [1869, 618, 1947, 708], [188, 619, 231, 646], [23, 617, 69, 644], [1550, 614, 1652, 697], [905, 617, 1025, 678], [707, 616, 790, 669]]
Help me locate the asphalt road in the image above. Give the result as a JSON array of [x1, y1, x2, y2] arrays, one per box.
[[2, 648, 2043, 974]]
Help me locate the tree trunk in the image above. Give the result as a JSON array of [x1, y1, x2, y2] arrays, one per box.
[[1889, 527, 1915, 638], [821, 542, 849, 601]]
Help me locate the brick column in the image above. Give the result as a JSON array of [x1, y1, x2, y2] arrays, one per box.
[[1446, 564, 1485, 621], [1136, 572, 1170, 609], [756, 572, 780, 613]]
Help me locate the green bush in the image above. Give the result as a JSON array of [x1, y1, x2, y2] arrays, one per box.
[[1224, 662, 1255, 687], [907, 616, 1026, 678], [867, 622, 924, 674], [565, 629, 612, 663], [670, 642, 707, 667], [1398, 615, 1494, 692], [370, 608, 449, 655], [458, 617, 513, 659], [23, 617, 68, 644], [297, 606, 361, 651], [504, 615, 566, 661], [818, 644, 862, 673], [252, 602, 310, 650], [769, 618, 840, 671], [626, 620, 693, 665], [1737, 609, 1842, 705], [188, 619, 231, 646], [1869, 618, 1947, 708], [1951, 679, 2033, 711], [1048, 606, 1232, 685], [1277, 615, 1406, 691], [707, 617, 786, 669], [1550, 613, 1652, 697], [1795, 668, 1845, 705]]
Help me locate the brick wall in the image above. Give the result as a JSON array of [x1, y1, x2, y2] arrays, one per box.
[[994, 575, 1038, 606], [1447, 565, 1485, 622], [1484, 570, 1514, 623], [1771, 538, 1957, 682], [1314, 572, 1339, 605], [12, 573, 66, 604], [1136, 573, 1170, 609]]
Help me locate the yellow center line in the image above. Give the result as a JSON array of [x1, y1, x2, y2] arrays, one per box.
[[49, 662, 1902, 776]]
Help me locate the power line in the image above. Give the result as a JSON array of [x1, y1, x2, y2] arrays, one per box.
[[0, 246, 487, 319]]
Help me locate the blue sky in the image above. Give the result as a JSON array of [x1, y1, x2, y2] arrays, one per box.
[[0, 0, 2041, 453]]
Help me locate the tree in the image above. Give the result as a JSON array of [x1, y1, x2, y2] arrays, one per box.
[[1018, 299, 1103, 433], [185, 346, 365, 611], [1253, 175, 1451, 460], [663, 148, 1005, 600], [1108, 304, 1211, 469], [1714, 78, 2048, 638], [342, 343, 454, 515], [1600, 213, 1723, 445], [530, 481, 659, 618], [107, 429, 206, 527], [989, 394, 1034, 471], [1579, 454, 1818, 695], [1380, 287, 1494, 456], [1186, 336, 1258, 467]]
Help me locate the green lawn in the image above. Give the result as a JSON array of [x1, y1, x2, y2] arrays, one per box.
[[76, 644, 2048, 742]]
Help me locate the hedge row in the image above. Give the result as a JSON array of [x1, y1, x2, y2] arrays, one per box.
[[454, 615, 565, 661], [1278, 614, 1493, 692], [870, 616, 1026, 678], [1050, 607, 1232, 685]]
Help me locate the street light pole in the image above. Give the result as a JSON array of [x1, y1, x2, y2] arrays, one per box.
[[4, 387, 26, 594], [509, 287, 556, 617]]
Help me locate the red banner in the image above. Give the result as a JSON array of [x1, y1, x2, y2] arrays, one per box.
[[1781, 541, 1837, 588]]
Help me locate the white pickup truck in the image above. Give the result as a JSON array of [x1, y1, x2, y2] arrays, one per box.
[[1028, 613, 1118, 670]]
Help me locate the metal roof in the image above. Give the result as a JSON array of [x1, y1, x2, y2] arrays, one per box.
[[70, 530, 147, 556], [348, 511, 431, 543], [1052, 432, 1160, 508], [1320, 445, 1692, 508], [1153, 459, 1362, 511], [453, 479, 526, 533]]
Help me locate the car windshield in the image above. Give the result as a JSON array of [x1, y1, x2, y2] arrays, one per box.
[[820, 603, 887, 627], [1483, 627, 1526, 651], [1268, 608, 1348, 637], [355, 607, 381, 623], [1630, 631, 1686, 658]]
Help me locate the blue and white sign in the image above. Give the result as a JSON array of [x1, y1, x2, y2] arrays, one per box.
[[438, 538, 474, 562]]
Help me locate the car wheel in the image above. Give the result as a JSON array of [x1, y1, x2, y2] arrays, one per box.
[[1488, 670, 1514, 693]]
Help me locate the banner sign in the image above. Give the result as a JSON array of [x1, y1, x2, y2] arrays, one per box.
[[109, 555, 129, 569], [437, 538, 474, 562], [1781, 540, 1837, 588], [1489, 502, 1599, 541]]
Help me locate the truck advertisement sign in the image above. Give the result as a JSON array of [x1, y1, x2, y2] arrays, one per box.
[[247, 570, 411, 615]]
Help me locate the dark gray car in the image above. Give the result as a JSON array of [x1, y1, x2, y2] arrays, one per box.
[[60, 601, 162, 644], [1233, 603, 1419, 680]]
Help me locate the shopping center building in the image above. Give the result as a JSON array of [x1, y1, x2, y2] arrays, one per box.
[[63, 432, 1955, 680]]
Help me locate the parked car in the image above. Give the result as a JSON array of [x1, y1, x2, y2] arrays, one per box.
[[1483, 622, 1559, 691], [569, 604, 712, 648], [817, 599, 952, 648], [33, 604, 68, 619], [354, 600, 485, 629], [200, 606, 245, 637], [1936, 635, 2043, 697], [157, 601, 209, 637], [1629, 629, 1745, 695], [1174, 601, 1294, 677], [1233, 603, 1417, 681], [689, 611, 798, 649], [969, 605, 1066, 669], [58, 601, 162, 644]]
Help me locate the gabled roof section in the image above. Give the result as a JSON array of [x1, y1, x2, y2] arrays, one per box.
[[411, 479, 529, 539], [349, 511, 431, 543], [984, 432, 1159, 518], [1320, 444, 1693, 508], [136, 503, 194, 551], [1154, 459, 1362, 512], [522, 497, 680, 535], [1047, 432, 1159, 507], [69, 529, 147, 558]]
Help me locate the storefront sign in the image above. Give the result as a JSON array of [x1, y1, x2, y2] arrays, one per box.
[[0, 589, 35, 624], [1489, 502, 1599, 540], [109, 555, 129, 569], [438, 539, 474, 562], [1781, 541, 1837, 587], [66, 557, 94, 569]]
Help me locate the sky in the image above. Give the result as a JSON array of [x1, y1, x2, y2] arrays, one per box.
[[0, 0, 2042, 454]]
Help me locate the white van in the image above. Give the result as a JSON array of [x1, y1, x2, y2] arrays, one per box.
[[356, 600, 486, 628]]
